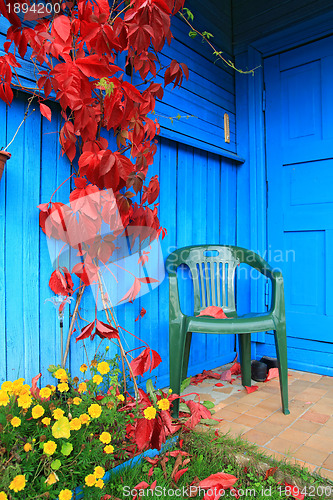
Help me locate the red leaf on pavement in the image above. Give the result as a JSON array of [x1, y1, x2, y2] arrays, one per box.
[[40, 102, 52, 122], [197, 306, 228, 319], [230, 362, 241, 375], [135, 307, 147, 322], [174, 467, 188, 483], [245, 386, 259, 394], [215, 383, 224, 387], [284, 482, 305, 500], [220, 369, 232, 382], [265, 368, 279, 382]]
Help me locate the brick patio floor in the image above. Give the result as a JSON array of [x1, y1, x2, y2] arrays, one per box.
[[183, 366, 333, 481]]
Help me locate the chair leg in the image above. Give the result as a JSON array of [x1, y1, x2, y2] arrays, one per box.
[[182, 332, 192, 381], [169, 320, 187, 418], [274, 323, 290, 415], [239, 333, 251, 387]]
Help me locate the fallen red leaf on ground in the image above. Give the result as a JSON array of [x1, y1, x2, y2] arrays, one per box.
[[284, 482, 305, 500], [245, 386, 259, 394], [265, 367, 279, 381]]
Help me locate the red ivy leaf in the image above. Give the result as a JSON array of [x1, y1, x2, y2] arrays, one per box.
[[53, 15, 71, 41], [130, 347, 161, 377], [284, 482, 305, 500], [174, 467, 188, 484], [264, 467, 278, 480], [75, 321, 95, 343], [135, 307, 147, 322], [220, 369, 232, 382], [245, 386, 259, 394], [265, 368, 279, 382], [197, 306, 228, 319]]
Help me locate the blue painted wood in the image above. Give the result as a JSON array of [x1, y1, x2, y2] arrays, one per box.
[[265, 37, 333, 374]]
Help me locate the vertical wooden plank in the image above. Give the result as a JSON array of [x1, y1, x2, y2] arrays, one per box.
[[0, 100, 7, 383], [23, 99, 41, 384], [158, 137, 177, 388], [5, 95, 25, 381]]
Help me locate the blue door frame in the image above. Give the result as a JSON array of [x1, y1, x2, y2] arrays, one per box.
[[235, 10, 333, 373]]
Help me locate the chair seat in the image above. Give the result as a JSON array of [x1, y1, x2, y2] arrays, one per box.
[[186, 312, 275, 335]]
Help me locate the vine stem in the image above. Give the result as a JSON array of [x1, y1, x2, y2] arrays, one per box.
[[96, 271, 139, 398], [4, 97, 36, 150], [62, 283, 86, 367]]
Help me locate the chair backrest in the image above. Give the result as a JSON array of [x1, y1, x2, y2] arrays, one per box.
[[166, 245, 241, 315]]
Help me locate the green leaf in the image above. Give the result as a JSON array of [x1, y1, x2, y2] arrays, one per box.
[[176, 114, 181, 120], [61, 442, 73, 456], [180, 377, 191, 393], [183, 7, 194, 21], [199, 418, 216, 425], [202, 31, 213, 39], [202, 400, 215, 409], [146, 379, 157, 404], [51, 459, 61, 471], [189, 31, 197, 39], [179, 402, 191, 414]]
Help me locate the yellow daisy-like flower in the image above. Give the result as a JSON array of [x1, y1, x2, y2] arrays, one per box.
[[18, 384, 31, 397], [53, 408, 65, 420], [95, 479, 104, 489], [9, 474, 26, 492], [73, 397, 82, 405], [42, 417, 51, 426], [59, 489, 72, 500], [78, 382, 87, 394], [168, 388, 172, 393], [143, 406, 156, 420], [17, 395, 32, 409], [80, 364, 88, 373], [1, 381, 13, 392], [88, 403, 102, 419], [0, 492, 8, 499], [50, 385, 56, 393], [117, 394, 125, 402], [54, 368, 67, 381], [104, 444, 114, 454], [57, 382, 69, 393], [11, 416, 21, 427], [43, 440, 57, 455], [39, 387, 51, 399], [24, 443, 32, 452], [157, 398, 170, 411], [45, 472, 58, 485], [99, 432, 111, 444], [70, 418, 81, 431], [79, 413, 90, 425], [94, 466, 105, 479], [97, 361, 110, 375], [32, 405, 45, 419], [12, 378, 25, 395], [93, 374, 103, 385], [0, 390, 9, 407], [85, 474, 96, 487]]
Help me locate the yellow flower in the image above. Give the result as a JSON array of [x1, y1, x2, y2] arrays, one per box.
[[52, 417, 71, 439], [18, 384, 30, 397], [99, 432, 111, 444], [93, 374, 103, 385], [79, 413, 90, 425], [104, 444, 114, 454], [0, 390, 9, 407], [73, 397, 82, 405], [50, 385, 56, 393], [105, 345, 109, 351], [59, 489, 72, 500], [17, 395, 32, 409], [168, 388, 172, 393], [91, 359, 98, 368], [95, 479, 104, 488], [144, 406, 156, 420], [54, 368, 67, 381], [43, 440, 57, 455], [57, 382, 69, 393], [39, 387, 51, 399], [12, 378, 25, 395], [9, 474, 26, 492], [94, 466, 105, 479], [85, 474, 96, 486], [80, 364, 88, 373], [32, 405, 45, 419], [1, 381, 13, 392], [157, 398, 170, 411], [78, 382, 87, 393], [10, 417, 21, 427], [24, 443, 32, 452], [70, 418, 81, 431], [0, 492, 8, 499], [117, 394, 125, 402], [42, 417, 51, 426], [53, 408, 65, 420], [88, 403, 102, 419], [45, 472, 58, 485], [97, 361, 110, 375]]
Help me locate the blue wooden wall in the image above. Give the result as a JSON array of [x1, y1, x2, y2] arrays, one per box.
[[0, 2, 239, 386]]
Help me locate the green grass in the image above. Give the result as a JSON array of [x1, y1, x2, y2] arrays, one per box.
[[84, 430, 333, 499]]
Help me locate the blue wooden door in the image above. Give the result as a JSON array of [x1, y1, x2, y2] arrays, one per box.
[[264, 37, 333, 375]]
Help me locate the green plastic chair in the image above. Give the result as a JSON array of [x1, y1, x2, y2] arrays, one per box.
[[166, 245, 289, 416]]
